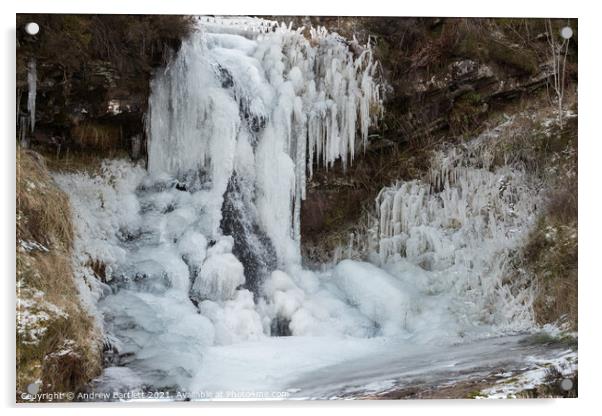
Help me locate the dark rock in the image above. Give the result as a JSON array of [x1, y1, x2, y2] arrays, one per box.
[[220, 174, 278, 295], [215, 64, 234, 88], [16, 14, 194, 159], [270, 316, 292, 336]]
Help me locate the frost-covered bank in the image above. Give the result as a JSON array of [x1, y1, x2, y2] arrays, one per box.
[[16, 149, 102, 399]]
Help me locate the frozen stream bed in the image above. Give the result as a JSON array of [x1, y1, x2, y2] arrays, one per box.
[[190, 334, 576, 399], [90, 334, 576, 400]]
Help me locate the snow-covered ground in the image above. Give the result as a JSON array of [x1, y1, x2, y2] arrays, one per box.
[[90, 334, 576, 400], [288, 335, 577, 399]]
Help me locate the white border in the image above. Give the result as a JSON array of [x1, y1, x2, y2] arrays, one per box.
[[2, 1, 599, 415]]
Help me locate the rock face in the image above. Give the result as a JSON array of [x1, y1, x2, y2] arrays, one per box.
[[16, 14, 194, 160], [297, 17, 577, 261], [388, 56, 554, 142]]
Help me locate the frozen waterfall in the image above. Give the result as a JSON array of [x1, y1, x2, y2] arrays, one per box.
[[147, 16, 382, 266], [373, 121, 539, 331], [54, 17, 541, 395]]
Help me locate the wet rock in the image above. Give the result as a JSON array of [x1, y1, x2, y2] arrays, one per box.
[[220, 175, 278, 295]]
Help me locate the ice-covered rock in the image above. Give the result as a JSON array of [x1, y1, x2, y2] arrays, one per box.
[[193, 252, 245, 302], [199, 290, 264, 345], [177, 230, 208, 270], [333, 260, 411, 336]]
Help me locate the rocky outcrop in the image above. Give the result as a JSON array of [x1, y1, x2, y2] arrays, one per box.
[[298, 17, 577, 262], [16, 14, 194, 161]]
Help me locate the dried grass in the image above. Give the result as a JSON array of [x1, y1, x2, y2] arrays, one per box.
[[525, 185, 578, 330], [71, 122, 122, 152], [16, 148, 101, 401]]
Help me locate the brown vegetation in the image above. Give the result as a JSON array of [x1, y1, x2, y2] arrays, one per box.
[[524, 184, 578, 329], [16, 148, 101, 401], [71, 122, 123, 152], [484, 107, 578, 330]]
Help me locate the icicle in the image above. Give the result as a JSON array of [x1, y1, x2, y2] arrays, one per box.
[[27, 58, 36, 133], [372, 122, 540, 330], [147, 17, 383, 265]]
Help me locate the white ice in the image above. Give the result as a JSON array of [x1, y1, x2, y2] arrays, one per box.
[[27, 58, 36, 132], [55, 17, 550, 397]]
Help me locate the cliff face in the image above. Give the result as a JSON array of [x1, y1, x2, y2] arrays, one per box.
[[16, 14, 193, 161], [297, 17, 578, 263]]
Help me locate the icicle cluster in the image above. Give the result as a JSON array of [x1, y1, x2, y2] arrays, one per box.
[[198, 16, 279, 34], [147, 16, 382, 264], [373, 123, 539, 330]]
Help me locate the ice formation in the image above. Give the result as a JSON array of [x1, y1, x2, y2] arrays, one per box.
[[373, 121, 539, 331], [27, 58, 37, 133], [147, 15, 382, 264], [55, 17, 542, 395]]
